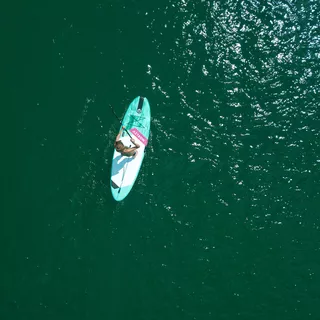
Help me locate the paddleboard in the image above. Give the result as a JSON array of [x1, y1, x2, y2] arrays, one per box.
[[110, 96, 151, 201]]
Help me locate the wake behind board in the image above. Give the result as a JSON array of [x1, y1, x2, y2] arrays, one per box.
[[110, 96, 151, 201]]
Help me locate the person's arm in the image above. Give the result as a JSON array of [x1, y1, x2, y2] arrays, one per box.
[[130, 138, 140, 148]]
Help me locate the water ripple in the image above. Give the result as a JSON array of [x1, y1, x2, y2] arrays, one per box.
[[145, 0, 320, 237]]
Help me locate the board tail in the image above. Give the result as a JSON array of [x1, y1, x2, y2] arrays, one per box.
[[111, 180, 119, 189]]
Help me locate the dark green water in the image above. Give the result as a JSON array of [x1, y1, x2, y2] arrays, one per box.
[[2, 0, 320, 319]]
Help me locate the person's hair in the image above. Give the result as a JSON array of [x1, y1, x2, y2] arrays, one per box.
[[115, 140, 124, 151]]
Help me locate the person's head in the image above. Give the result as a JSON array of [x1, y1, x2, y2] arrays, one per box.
[[115, 140, 125, 152]]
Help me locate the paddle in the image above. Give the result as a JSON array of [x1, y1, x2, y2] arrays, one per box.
[[109, 105, 133, 138]]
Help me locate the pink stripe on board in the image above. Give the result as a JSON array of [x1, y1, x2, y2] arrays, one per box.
[[130, 128, 148, 146]]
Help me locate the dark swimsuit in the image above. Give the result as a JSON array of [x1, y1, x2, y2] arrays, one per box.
[[115, 140, 137, 157], [122, 147, 136, 157]]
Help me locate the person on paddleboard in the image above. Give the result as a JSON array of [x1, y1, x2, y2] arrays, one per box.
[[114, 126, 140, 158]]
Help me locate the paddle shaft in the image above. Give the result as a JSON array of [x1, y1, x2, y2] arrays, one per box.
[[109, 105, 132, 138]]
